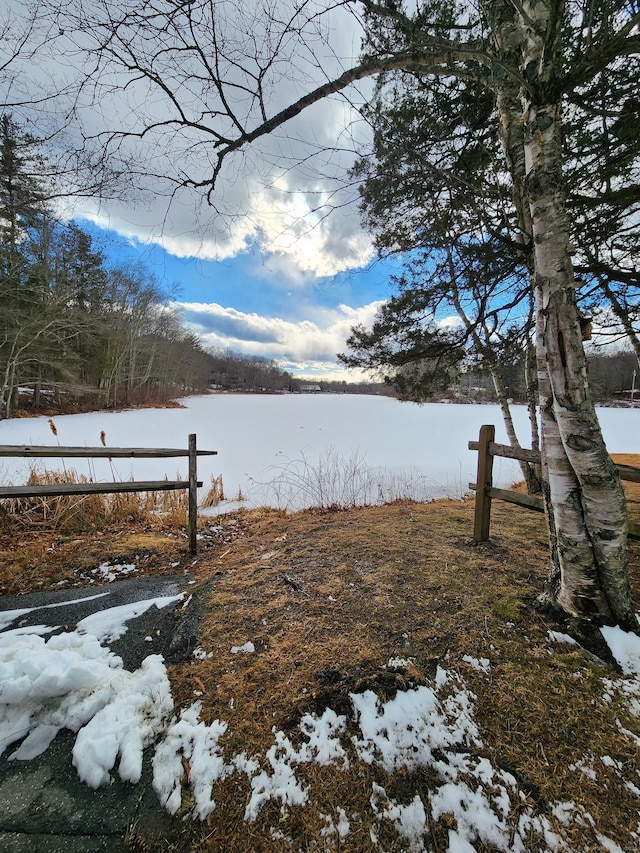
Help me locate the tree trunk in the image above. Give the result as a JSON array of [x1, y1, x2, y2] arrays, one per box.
[[447, 249, 541, 492], [10, 376, 19, 413], [483, 0, 636, 627], [488, 364, 542, 494], [33, 367, 42, 409], [524, 336, 540, 453], [522, 70, 634, 627]]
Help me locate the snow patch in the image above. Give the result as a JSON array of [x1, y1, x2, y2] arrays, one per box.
[[152, 702, 229, 819], [75, 594, 183, 642], [547, 630, 579, 646], [230, 641, 255, 654], [600, 625, 640, 675], [462, 655, 491, 672]]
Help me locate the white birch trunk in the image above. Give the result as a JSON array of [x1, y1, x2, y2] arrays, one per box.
[[518, 0, 634, 627]]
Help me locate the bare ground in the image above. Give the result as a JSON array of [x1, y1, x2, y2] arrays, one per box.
[[1, 459, 640, 852]]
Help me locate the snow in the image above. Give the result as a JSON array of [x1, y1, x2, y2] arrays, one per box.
[[230, 641, 255, 654], [75, 594, 183, 642], [1, 396, 640, 849], [0, 594, 182, 782], [72, 653, 172, 788], [387, 656, 415, 669], [350, 675, 481, 774], [242, 729, 311, 821], [462, 654, 491, 672], [600, 624, 640, 675], [0, 591, 109, 631], [320, 807, 350, 839], [0, 625, 173, 786], [92, 562, 138, 582], [547, 630, 580, 646], [1, 394, 637, 511], [1, 608, 639, 850], [152, 702, 229, 819], [371, 784, 427, 851]]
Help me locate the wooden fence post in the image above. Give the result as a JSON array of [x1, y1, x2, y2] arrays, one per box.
[[473, 424, 495, 542], [188, 433, 198, 556]]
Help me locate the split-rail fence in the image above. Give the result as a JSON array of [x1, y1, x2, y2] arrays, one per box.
[[469, 424, 640, 542], [0, 434, 217, 555]]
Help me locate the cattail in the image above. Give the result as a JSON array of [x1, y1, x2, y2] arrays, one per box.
[[101, 430, 116, 476], [48, 418, 65, 472]]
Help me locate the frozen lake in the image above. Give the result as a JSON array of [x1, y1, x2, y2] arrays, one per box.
[[0, 395, 638, 511]]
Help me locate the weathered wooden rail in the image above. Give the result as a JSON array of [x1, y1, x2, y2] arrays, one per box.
[[469, 424, 640, 542], [0, 434, 217, 555]]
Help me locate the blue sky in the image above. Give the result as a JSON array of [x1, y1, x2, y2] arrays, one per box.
[[77, 218, 404, 380]]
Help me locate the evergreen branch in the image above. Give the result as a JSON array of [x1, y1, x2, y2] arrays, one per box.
[[561, 32, 640, 92]]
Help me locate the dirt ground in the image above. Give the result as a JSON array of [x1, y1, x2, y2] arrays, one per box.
[[1, 461, 640, 852]]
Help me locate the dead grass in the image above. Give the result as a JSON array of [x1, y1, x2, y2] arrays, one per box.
[[2, 463, 640, 851], [202, 474, 226, 508], [169, 488, 639, 852], [0, 465, 196, 592], [2, 467, 190, 531]]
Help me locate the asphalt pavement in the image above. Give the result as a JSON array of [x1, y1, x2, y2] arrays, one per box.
[[0, 575, 204, 852]]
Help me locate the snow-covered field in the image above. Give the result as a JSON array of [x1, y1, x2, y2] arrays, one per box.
[[2, 395, 640, 851], [1, 393, 638, 511]]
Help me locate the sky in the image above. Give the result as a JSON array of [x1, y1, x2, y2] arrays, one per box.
[[74, 218, 403, 381], [1, 0, 410, 380]]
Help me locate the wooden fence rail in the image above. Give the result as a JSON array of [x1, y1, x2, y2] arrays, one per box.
[[469, 424, 640, 542], [0, 434, 217, 555]]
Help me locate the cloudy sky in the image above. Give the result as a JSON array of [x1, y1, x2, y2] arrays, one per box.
[[2, 0, 406, 380], [76, 216, 402, 379]]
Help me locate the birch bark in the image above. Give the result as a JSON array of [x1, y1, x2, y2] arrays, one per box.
[[516, 0, 634, 627]]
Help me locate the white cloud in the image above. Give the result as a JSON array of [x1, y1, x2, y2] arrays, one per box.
[[29, 0, 374, 280], [177, 299, 384, 377], [73, 167, 373, 281], [437, 315, 464, 331]]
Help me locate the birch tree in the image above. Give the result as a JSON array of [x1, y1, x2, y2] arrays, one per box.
[[42, 0, 639, 626], [341, 73, 542, 491]]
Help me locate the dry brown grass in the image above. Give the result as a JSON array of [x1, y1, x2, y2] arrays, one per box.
[[2, 462, 640, 851], [155, 496, 640, 853], [202, 474, 226, 508], [1, 467, 190, 531], [0, 467, 194, 593]]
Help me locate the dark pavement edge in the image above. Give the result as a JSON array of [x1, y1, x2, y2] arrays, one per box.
[[0, 575, 220, 852]]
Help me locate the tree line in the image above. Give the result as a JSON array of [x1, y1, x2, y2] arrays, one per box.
[[0, 114, 216, 418]]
